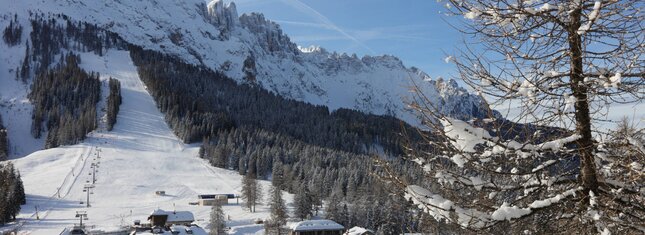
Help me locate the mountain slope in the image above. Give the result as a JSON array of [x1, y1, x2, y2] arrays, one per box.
[[2, 0, 488, 128], [10, 50, 286, 234]]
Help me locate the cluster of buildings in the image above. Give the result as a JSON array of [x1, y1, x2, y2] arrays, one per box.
[[66, 193, 373, 234], [127, 209, 371, 235]]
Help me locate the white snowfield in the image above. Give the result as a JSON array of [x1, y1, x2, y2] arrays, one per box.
[[10, 50, 290, 235]]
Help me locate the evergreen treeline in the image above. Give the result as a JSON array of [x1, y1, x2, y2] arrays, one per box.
[[202, 127, 425, 233], [129, 47, 419, 156], [0, 162, 26, 225], [0, 114, 8, 161], [2, 14, 22, 46], [25, 14, 127, 76], [29, 53, 100, 148], [107, 78, 122, 131], [17, 13, 126, 83], [21, 14, 128, 149]]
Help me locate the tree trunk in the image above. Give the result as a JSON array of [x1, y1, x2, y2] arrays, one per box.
[[568, 3, 599, 195]]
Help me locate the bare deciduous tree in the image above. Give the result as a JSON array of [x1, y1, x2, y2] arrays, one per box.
[[382, 0, 644, 233]]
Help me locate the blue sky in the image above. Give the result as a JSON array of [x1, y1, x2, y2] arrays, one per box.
[[234, 0, 463, 79]]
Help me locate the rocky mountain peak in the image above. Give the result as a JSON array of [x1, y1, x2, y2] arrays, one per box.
[[239, 12, 299, 55], [205, 0, 239, 38]]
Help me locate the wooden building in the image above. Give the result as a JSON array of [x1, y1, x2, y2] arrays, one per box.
[[147, 209, 169, 227], [147, 209, 194, 227]]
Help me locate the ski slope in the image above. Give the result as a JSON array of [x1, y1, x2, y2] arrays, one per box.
[[10, 50, 290, 235]]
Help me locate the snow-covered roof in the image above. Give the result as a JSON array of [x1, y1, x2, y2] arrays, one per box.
[[148, 209, 194, 222], [290, 220, 344, 232], [345, 226, 374, 235], [167, 211, 195, 222], [134, 225, 206, 235], [150, 209, 167, 216]]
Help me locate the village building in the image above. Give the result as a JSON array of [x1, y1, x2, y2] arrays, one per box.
[[146, 209, 195, 227], [147, 209, 169, 227], [289, 219, 345, 235], [197, 194, 233, 206]]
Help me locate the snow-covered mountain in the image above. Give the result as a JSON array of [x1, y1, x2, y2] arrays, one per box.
[[3, 0, 487, 126], [0, 1, 493, 233], [5, 50, 290, 234]]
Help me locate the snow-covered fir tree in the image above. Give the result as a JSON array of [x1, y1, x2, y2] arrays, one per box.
[[209, 201, 226, 235], [0, 162, 26, 225], [0, 114, 8, 161], [294, 185, 313, 220], [265, 185, 288, 235]]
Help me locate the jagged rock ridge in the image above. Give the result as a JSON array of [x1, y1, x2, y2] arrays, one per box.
[[2, 0, 489, 126]]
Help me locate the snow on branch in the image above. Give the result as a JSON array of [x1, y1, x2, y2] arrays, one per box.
[[440, 118, 492, 153], [577, 1, 602, 35], [406, 185, 581, 228]]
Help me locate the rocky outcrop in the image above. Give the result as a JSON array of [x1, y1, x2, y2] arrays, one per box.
[[239, 12, 299, 55], [205, 0, 239, 39]]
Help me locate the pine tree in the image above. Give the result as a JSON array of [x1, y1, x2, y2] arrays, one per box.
[[294, 185, 312, 220], [0, 162, 24, 225], [19, 42, 30, 82], [241, 161, 262, 212], [324, 191, 344, 225], [209, 202, 226, 235], [106, 77, 122, 131], [0, 115, 8, 161], [271, 162, 284, 188], [266, 185, 288, 234]]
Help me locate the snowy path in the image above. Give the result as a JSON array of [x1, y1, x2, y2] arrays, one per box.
[[11, 50, 288, 235]]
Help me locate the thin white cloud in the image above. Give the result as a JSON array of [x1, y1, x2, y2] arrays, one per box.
[[290, 35, 351, 42], [279, 0, 376, 54], [274, 20, 337, 30], [278, 19, 432, 42]]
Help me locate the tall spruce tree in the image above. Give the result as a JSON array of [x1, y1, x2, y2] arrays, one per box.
[[324, 193, 344, 225], [294, 185, 313, 220], [106, 77, 122, 131], [241, 160, 262, 212], [0, 114, 8, 161], [266, 185, 288, 235], [209, 202, 226, 235], [0, 162, 25, 225]]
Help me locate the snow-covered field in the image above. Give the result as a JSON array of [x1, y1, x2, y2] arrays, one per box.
[[9, 50, 291, 235]]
